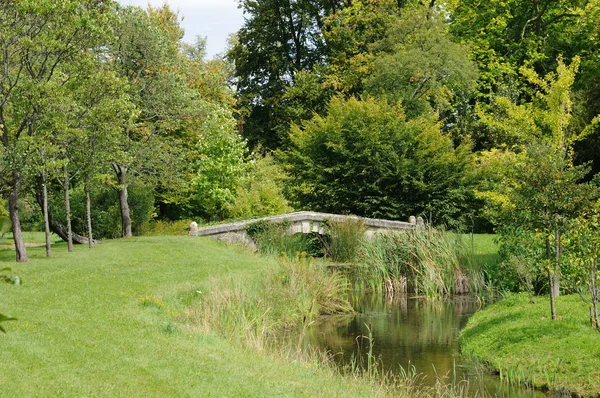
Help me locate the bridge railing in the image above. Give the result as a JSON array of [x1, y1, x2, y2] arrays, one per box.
[[188, 211, 424, 238]]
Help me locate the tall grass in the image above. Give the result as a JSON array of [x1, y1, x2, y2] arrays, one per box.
[[323, 218, 366, 262], [188, 253, 484, 398], [246, 220, 323, 257], [188, 254, 354, 351], [359, 227, 487, 299]]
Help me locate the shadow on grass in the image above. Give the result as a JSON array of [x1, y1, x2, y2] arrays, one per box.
[[470, 253, 500, 268]]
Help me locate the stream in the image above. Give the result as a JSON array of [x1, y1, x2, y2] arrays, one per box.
[[304, 295, 547, 397]]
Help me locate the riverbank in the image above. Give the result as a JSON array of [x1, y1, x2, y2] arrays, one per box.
[[0, 236, 377, 396], [459, 293, 600, 397]]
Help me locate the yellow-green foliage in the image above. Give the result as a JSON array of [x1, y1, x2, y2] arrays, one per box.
[[141, 219, 193, 235], [228, 153, 292, 218]]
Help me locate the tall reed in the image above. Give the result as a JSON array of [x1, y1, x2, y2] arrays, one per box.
[[322, 218, 366, 263], [359, 226, 486, 299]]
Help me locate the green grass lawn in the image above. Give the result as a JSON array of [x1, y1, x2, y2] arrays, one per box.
[[460, 293, 600, 397], [0, 236, 374, 397], [462, 233, 499, 270]]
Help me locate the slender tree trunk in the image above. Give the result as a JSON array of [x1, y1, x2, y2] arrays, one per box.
[[84, 181, 94, 249], [553, 229, 561, 298], [42, 171, 52, 257], [591, 260, 600, 331], [546, 236, 556, 320], [34, 183, 95, 245], [112, 163, 132, 238], [549, 269, 557, 320], [8, 170, 28, 262], [63, 166, 73, 252]]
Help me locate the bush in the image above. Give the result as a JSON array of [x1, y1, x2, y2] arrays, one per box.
[[283, 96, 473, 224], [228, 153, 292, 219]]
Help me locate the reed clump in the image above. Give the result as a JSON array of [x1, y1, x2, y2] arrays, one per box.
[[322, 218, 366, 263], [358, 226, 486, 299], [188, 253, 354, 351]]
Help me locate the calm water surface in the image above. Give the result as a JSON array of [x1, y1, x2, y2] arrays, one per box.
[[304, 296, 547, 397]]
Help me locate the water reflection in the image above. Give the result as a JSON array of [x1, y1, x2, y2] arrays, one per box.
[[304, 295, 546, 397]]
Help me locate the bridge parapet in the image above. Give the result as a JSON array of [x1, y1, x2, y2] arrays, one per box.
[[189, 211, 423, 246]]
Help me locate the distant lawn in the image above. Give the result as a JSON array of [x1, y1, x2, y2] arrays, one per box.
[[0, 236, 374, 397], [1, 231, 62, 245], [460, 293, 600, 397]]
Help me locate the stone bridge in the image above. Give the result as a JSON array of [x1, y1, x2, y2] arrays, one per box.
[[188, 211, 424, 247]]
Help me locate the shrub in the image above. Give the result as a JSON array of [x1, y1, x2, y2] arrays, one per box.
[[246, 220, 324, 258], [228, 153, 292, 219]]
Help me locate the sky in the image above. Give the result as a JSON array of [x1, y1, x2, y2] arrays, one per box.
[[120, 0, 245, 58]]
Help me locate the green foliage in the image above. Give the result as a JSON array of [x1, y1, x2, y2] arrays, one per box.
[[447, 0, 598, 100], [565, 209, 600, 329], [284, 96, 473, 224], [363, 5, 479, 117], [480, 143, 598, 298], [50, 184, 155, 239], [323, 0, 396, 96], [228, 153, 292, 219], [229, 0, 346, 149], [191, 103, 247, 221], [246, 220, 323, 258]]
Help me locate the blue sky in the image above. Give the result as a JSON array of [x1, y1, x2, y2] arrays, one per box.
[[120, 0, 245, 58]]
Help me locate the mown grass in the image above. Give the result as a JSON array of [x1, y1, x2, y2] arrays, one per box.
[[459, 293, 600, 397], [0, 236, 381, 397]]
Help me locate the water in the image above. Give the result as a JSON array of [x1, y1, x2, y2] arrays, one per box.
[[304, 295, 547, 397]]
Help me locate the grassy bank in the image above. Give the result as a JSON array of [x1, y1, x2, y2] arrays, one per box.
[[459, 293, 600, 397], [0, 236, 379, 396]]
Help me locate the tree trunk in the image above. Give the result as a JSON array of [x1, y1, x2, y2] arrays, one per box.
[[553, 229, 561, 298], [549, 270, 557, 320], [591, 261, 600, 331], [50, 219, 97, 245], [85, 182, 94, 249], [113, 163, 132, 238], [42, 171, 52, 257], [63, 166, 73, 252], [8, 170, 28, 262], [33, 183, 96, 245]]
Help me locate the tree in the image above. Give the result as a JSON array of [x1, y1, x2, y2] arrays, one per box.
[[228, 0, 348, 150], [0, 0, 112, 261], [474, 58, 600, 319], [228, 153, 292, 219], [190, 102, 247, 221], [567, 209, 600, 330], [109, 5, 194, 237], [284, 96, 473, 222], [447, 0, 598, 100]]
